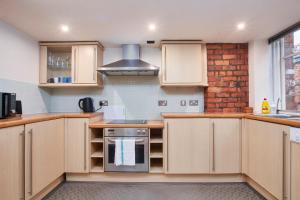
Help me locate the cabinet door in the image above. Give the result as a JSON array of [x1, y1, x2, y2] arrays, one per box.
[[65, 118, 89, 173], [247, 120, 287, 200], [161, 44, 207, 86], [73, 45, 98, 84], [291, 142, 300, 200], [25, 119, 64, 199], [166, 118, 210, 174], [0, 126, 24, 200], [212, 119, 241, 173]]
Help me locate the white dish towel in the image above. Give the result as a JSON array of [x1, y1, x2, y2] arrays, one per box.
[[115, 138, 136, 166]]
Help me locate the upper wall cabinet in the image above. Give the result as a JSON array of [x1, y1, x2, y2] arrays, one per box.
[[39, 41, 103, 88], [160, 41, 208, 87]]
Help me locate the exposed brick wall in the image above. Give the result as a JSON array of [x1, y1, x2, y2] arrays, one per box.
[[205, 43, 249, 113]]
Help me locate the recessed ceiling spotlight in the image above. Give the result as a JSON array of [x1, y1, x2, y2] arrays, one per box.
[[148, 23, 156, 31], [60, 24, 69, 33], [237, 22, 246, 30]]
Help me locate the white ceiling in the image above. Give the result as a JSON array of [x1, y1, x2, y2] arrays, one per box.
[[0, 0, 300, 46]]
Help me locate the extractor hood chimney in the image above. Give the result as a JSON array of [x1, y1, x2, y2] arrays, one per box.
[[97, 44, 159, 76]]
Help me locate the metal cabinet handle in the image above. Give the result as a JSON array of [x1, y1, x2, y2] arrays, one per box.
[[164, 46, 167, 81], [93, 47, 97, 82], [84, 122, 87, 171], [107, 138, 145, 143], [212, 122, 215, 172], [73, 48, 77, 83], [282, 131, 287, 200], [20, 130, 25, 200], [28, 129, 33, 195]]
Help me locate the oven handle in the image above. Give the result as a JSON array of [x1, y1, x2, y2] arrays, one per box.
[[107, 138, 145, 143]]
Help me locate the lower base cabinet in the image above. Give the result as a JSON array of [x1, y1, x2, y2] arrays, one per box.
[[164, 118, 241, 174], [0, 126, 24, 200], [290, 142, 300, 200], [165, 118, 210, 174], [25, 119, 64, 199], [245, 119, 288, 200], [212, 119, 241, 174], [65, 118, 89, 173]]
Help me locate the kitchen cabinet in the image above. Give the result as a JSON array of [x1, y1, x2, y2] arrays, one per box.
[[25, 119, 64, 199], [165, 118, 210, 174], [161, 41, 207, 86], [0, 126, 24, 200], [65, 118, 89, 173], [290, 141, 300, 200], [39, 41, 103, 88], [72, 45, 102, 84], [245, 119, 288, 200], [211, 119, 241, 173]]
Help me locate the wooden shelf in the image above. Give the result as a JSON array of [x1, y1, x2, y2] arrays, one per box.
[[91, 152, 103, 158], [150, 138, 163, 143], [39, 83, 102, 88], [91, 138, 103, 143], [150, 152, 163, 158]]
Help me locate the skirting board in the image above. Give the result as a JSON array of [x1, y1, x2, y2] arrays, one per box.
[[245, 176, 278, 200], [66, 173, 245, 183], [30, 175, 64, 200]]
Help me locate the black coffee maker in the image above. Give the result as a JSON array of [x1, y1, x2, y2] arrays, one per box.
[[78, 97, 95, 113]]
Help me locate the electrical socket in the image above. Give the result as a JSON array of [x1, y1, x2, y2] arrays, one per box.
[[189, 100, 199, 106], [180, 100, 186, 106], [99, 100, 108, 106], [158, 100, 167, 106]]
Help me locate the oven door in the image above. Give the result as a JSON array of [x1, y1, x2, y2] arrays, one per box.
[[104, 137, 149, 172]]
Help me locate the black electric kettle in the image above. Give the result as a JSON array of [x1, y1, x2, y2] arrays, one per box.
[[78, 97, 95, 113]]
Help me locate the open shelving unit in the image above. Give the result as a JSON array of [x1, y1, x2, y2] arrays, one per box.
[[149, 129, 164, 173], [90, 128, 104, 172]]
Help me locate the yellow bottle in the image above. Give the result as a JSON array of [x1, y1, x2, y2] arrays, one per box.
[[261, 98, 270, 114]]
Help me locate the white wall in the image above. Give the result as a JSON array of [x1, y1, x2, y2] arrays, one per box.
[[248, 40, 272, 113], [0, 21, 39, 84], [0, 21, 50, 114]]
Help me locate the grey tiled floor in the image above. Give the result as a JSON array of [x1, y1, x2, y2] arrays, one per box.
[[44, 182, 265, 200]]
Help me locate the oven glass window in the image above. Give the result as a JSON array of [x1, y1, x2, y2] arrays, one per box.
[[108, 144, 145, 164]]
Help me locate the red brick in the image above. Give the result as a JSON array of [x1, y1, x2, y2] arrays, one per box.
[[207, 87, 222, 93], [206, 98, 222, 103], [207, 44, 222, 50], [208, 55, 222, 60], [230, 59, 245, 65], [222, 65, 236, 70], [215, 60, 230, 66], [206, 92, 215, 98], [223, 54, 237, 60], [223, 108, 238, 113], [223, 44, 237, 49], [216, 93, 230, 98], [233, 71, 248, 76]]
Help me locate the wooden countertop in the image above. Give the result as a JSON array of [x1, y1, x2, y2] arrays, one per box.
[[244, 115, 300, 128], [0, 112, 103, 129], [89, 120, 164, 129], [161, 113, 245, 118], [162, 112, 300, 128]]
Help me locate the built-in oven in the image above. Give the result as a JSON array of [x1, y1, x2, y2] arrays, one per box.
[[104, 128, 149, 172]]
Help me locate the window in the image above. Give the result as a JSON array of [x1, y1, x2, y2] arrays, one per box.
[[271, 29, 300, 112]]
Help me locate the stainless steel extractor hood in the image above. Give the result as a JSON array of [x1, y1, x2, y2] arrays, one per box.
[[97, 44, 159, 76]]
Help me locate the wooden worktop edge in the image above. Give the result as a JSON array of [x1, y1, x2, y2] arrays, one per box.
[[0, 112, 103, 129]]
